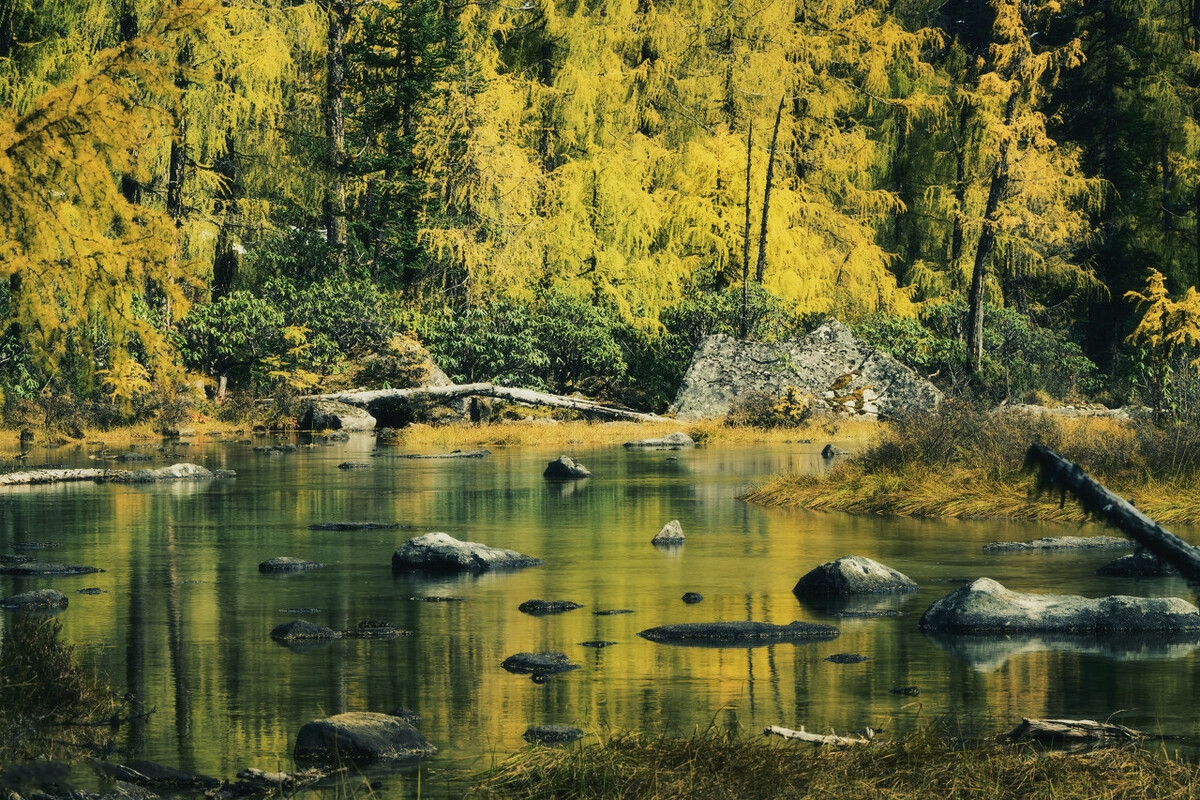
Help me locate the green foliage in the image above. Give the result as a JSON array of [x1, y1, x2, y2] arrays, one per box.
[[177, 291, 287, 389], [854, 301, 1100, 403], [423, 300, 550, 390]]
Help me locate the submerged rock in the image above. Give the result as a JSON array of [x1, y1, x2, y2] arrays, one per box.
[[1096, 550, 1180, 578], [681, 592, 704, 604], [310, 521, 409, 530], [294, 711, 435, 761], [918, 577, 1200, 634], [543, 455, 592, 479], [824, 653, 869, 664], [270, 620, 339, 641], [0, 562, 103, 576], [0, 588, 68, 610], [93, 759, 220, 789], [523, 725, 585, 745], [821, 444, 849, 458], [501, 652, 580, 676], [793, 555, 919, 597], [259, 557, 324, 573], [624, 432, 695, 450], [518, 599, 583, 615], [982, 535, 1130, 553], [392, 532, 543, 573], [637, 621, 840, 646], [652, 520, 685, 546]]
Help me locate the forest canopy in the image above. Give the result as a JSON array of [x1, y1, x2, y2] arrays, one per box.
[[1, 0, 1199, 424]]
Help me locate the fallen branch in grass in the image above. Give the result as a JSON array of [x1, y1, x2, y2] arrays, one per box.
[[764, 725, 871, 746], [1005, 718, 1147, 743], [1025, 443, 1200, 580]]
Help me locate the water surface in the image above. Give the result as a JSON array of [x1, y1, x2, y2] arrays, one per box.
[[2, 432, 1198, 796]]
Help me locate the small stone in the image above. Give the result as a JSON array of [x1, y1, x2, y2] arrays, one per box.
[[523, 725, 585, 745], [824, 653, 869, 664], [681, 592, 704, 604]]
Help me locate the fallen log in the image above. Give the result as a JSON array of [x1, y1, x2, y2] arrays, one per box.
[[1005, 717, 1146, 743], [764, 725, 871, 746], [306, 383, 674, 423], [1025, 443, 1200, 581]]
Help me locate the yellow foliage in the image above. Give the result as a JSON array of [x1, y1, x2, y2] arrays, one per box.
[[1126, 269, 1200, 369]]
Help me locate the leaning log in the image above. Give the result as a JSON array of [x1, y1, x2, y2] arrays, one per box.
[[1025, 443, 1200, 581], [764, 725, 871, 746], [1005, 717, 1146, 743], [305, 383, 673, 423]]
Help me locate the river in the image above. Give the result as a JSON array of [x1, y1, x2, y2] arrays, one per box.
[[2, 431, 1198, 796]]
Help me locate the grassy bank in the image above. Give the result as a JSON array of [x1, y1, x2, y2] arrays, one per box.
[[1, 415, 881, 456], [474, 727, 1200, 800], [742, 404, 1200, 525]]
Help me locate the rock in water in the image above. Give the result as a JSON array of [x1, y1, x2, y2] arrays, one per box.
[[392, 532, 543, 572], [918, 577, 1200, 633], [543, 455, 592, 479], [793, 555, 919, 596], [294, 711, 435, 761], [624, 432, 695, 449], [652, 520, 685, 546]]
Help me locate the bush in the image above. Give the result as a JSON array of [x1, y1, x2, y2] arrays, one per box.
[[854, 301, 1101, 403], [0, 615, 121, 760], [725, 386, 814, 428]]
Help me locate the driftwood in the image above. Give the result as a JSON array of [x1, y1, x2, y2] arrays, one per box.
[[1025, 443, 1200, 580], [764, 725, 871, 746], [308, 383, 673, 423], [1005, 717, 1146, 743]]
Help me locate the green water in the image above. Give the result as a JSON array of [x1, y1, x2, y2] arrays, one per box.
[[2, 432, 1199, 796]]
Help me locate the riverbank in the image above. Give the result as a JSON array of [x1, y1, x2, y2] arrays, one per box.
[[474, 727, 1199, 800], [0, 415, 882, 458], [742, 404, 1200, 526]]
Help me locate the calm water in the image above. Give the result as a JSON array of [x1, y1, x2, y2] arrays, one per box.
[[3, 432, 1200, 796]]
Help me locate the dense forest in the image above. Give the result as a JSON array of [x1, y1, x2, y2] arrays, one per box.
[[4, 0, 1200, 428]]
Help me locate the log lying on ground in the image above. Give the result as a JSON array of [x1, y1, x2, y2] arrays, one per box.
[[764, 725, 871, 746], [1005, 717, 1146, 743], [307, 383, 674, 423], [1025, 443, 1200, 581]]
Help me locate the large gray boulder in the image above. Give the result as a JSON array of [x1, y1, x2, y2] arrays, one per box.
[[919, 577, 1200, 634], [392, 532, 543, 573], [299, 399, 377, 432], [793, 555, 919, 597], [543, 455, 591, 479], [651, 520, 685, 546], [293, 711, 435, 761], [673, 318, 942, 420]]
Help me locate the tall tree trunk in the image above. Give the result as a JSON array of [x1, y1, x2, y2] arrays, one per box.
[[0, 0, 14, 60], [966, 92, 1018, 373], [754, 94, 786, 284], [950, 100, 971, 278], [167, 116, 187, 224], [212, 131, 241, 299], [324, 0, 350, 256], [741, 120, 753, 339], [118, 1, 140, 204]]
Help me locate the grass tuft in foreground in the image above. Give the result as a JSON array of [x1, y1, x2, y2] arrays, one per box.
[[473, 726, 1200, 800], [742, 402, 1200, 523], [0, 615, 123, 761]]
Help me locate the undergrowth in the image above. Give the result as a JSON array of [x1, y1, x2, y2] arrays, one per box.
[[0, 615, 122, 761], [742, 402, 1200, 523], [473, 725, 1200, 800]]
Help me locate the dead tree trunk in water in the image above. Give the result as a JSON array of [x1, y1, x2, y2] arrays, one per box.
[[1025, 443, 1200, 580]]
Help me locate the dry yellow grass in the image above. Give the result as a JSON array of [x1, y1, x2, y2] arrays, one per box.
[[741, 408, 1200, 524]]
